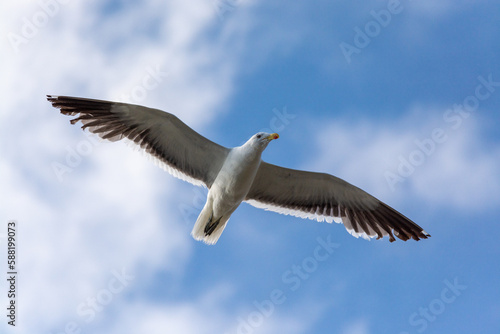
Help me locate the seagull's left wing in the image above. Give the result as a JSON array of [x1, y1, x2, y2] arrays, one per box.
[[48, 95, 229, 188], [245, 162, 430, 242]]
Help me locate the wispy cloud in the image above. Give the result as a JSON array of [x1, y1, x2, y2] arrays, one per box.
[[0, 1, 274, 333], [306, 109, 500, 211]]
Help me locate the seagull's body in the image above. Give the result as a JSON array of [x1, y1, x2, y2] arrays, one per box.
[[193, 138, 274, 243], [48, 95, 430, 245]]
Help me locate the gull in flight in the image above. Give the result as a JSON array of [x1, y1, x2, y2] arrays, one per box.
[[48, 95, 430, 245]]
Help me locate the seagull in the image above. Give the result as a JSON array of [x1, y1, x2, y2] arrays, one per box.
[[47, 95, 430, 245]]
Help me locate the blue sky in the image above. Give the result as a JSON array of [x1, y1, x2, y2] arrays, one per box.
[[1, 0, 500, 333]]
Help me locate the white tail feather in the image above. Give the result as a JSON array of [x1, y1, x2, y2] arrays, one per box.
[[191, 202, 230, 245]]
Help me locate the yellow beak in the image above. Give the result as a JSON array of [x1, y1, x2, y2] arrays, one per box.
[[267, 133, 279, 140]]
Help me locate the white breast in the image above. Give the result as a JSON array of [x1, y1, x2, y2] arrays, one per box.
[[210, 146, 262, 213]]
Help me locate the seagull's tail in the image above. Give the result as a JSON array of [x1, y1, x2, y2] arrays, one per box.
[[191, 202, 229, 245]]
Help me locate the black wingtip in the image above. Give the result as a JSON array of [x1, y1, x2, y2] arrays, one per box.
[[46, 95, 63, 108]]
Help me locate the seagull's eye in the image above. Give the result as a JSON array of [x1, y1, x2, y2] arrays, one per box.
[[256, 134, 262, 139]]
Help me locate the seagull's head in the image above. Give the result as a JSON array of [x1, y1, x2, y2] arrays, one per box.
[[248, 132, 279, 150]]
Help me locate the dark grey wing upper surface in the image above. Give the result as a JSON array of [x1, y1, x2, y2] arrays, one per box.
[[246, 162, 430, 242], [48, 95, 229, 188]]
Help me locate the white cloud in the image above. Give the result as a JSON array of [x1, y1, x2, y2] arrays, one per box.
[[306, 109, 500, 212], [411, 121, 500, 211], [0, 1, 263, 333]]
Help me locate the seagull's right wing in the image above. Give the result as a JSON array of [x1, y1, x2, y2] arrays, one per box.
[[48, 95, 229, 188], [246, 162, 430, 242]]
